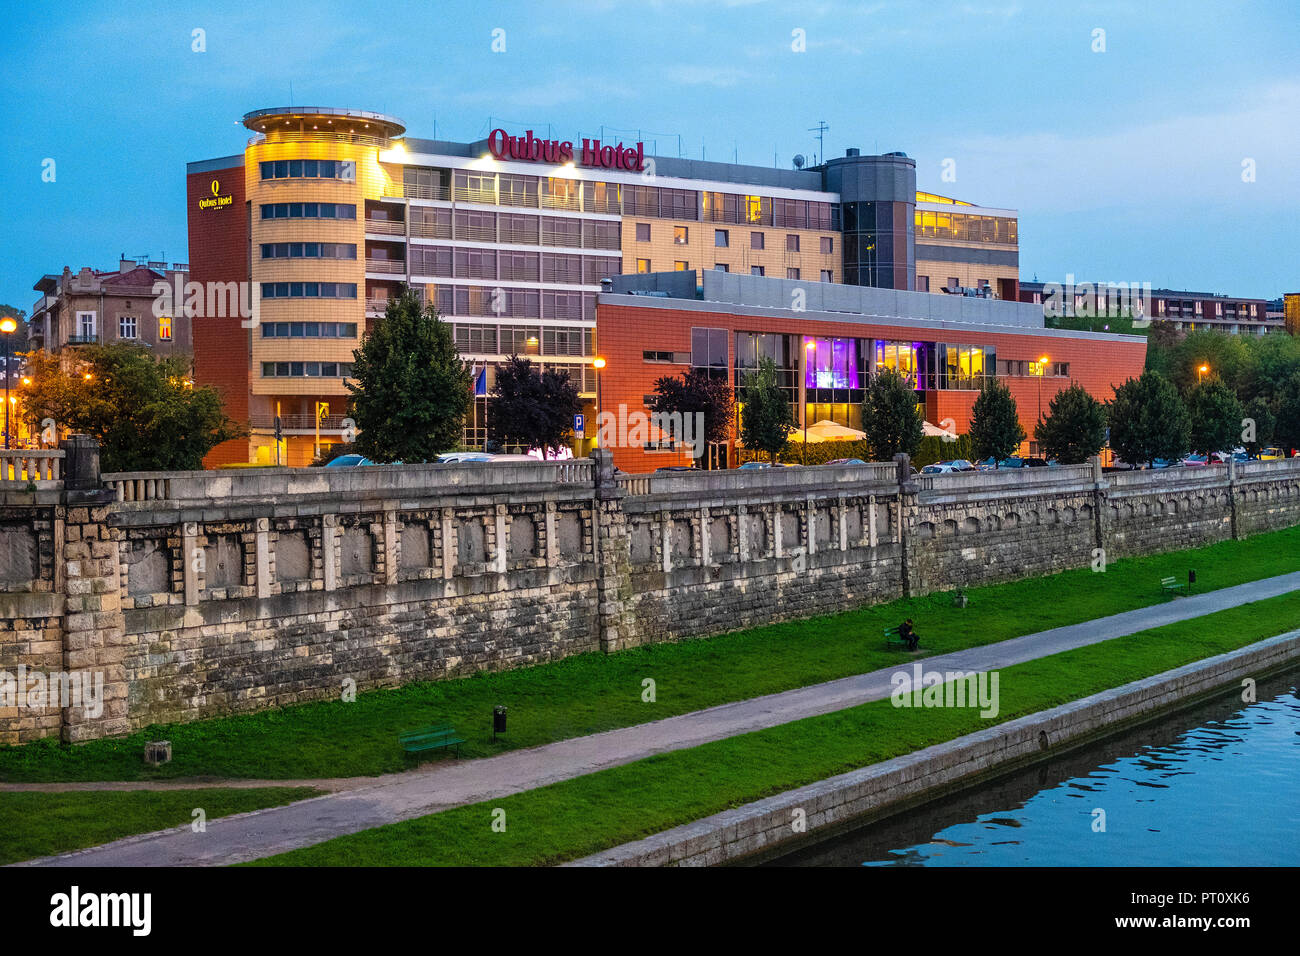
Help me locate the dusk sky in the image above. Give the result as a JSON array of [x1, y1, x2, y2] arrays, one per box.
[[2, 0, 1297, 313]]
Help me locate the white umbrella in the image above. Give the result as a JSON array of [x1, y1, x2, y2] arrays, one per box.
[[922, 420, 956, 439], [799, 420, 866, 443]]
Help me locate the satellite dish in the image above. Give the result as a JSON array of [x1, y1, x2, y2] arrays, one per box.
[[793, 154, 805, 169]]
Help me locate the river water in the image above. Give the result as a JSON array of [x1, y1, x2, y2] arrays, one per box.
[[767, 666, 1300, 867]]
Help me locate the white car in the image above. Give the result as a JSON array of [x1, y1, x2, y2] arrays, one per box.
[[920, 463, 957, 474]]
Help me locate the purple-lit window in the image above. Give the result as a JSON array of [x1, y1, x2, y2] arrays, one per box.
[[803, 336, 861, 389]]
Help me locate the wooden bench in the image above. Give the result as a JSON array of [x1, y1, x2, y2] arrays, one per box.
[[1160, 576, 1186, 597], [399, 723, 465, 761]]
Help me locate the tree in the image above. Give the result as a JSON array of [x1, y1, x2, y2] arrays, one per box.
[[1241, 395, 1276, 457], [738, 356, 795, 463], [22, 344, 242, 472], [488, 355, 583, 459], [969, 379, 1026, 464], [1186, 378, 1245, 456], [1274, 373, 1300, 456], [1107, 370, 1191, 467], [864, 368, 924, 462], [346, 287, 473, 463], [649, 368, 734, 464], [1035, 382, 1107, 464], [0, 304, 29, 343]]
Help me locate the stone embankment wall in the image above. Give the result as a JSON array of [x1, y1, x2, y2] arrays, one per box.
[[2, 440, 1298, 743]]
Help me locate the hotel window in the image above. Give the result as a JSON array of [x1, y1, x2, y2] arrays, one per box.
[[691, 327, 729, 378], [259, 159, 355, 181], [948, 277, 960, 290], [751, 266, 765, 276], [715, 264, 729, 272], [158, 316, 172, 340], [76, 312, 96, 340], [917, 276, 930, 292], [820, 270, 833, 283], [786, 234, 800, 252], [643, 350, 675, 363], [787, 268, 800, 280], [260, 282, 358, 299], [261, 361, 354, 378], [261, 322, 358, 338], [751, 232, 765, 250], [118, 316, 137, 340], [260, 202, 356, 220], [674, 261, 689, 271], [673, 225, 689, 244], [260, 242, 357, 260], [820, 236, 834, 255], [636, 258, 651, 273], [635, 222, 651, 242], [715, 229, 729, 248]]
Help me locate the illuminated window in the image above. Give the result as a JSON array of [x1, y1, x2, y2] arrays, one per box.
[[674, 261, 689, 271], [636, 258, 651, 273], [673, 225, 689, 244], [158, 316, 172, 340]]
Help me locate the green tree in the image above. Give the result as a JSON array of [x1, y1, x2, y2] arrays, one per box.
[[1035, 382, 1107, 464], [738, 356, 795, 463], [864, 368, 924, 462], [1274, 373, 1300, 456], [346, 287, 472, 463], [1186, 378, 1245, 456], [1241, 395, 1276, 457], [1107, 370, 1192, 467], [23, 345, 242, 472], [969, 379, 1026, 464], [488, 355, 583, 459], [649, 367, 734, 466]]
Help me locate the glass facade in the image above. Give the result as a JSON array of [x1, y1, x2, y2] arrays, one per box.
[[841, 201, 913, 290]]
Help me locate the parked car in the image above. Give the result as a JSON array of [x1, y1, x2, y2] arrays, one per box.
[[738, 461, 772, 470], [996, 456, 1025, 469], [825, 458, 868, 466], [974, 457, 998, 471], [436, 452, 493, 464], [1150, 458, 1178, 469], [325, 454, 376, 467], [656, 465, 697, 472], [1022, 457, 1049, 467], [1182, 454, 1210, 467], [1259, 446, 1284, 461], [940, 459, 976, 472], [920, 463, 957, 474]]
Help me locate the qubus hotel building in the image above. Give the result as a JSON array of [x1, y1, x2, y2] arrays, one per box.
[[187, 106, 1144, 468]]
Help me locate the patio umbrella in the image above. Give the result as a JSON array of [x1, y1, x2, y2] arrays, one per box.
[[922, 420, 956, 439], [800, 420, 867, 443]]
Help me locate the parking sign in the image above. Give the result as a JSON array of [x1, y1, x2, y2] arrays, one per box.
[[574, 413, 585, 434]]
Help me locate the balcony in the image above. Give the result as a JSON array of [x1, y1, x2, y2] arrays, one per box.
[[364, 219, 406, 236], [250, 413, 349, 432], [365, 258, 406, 275], [66, 334, 100, 346]]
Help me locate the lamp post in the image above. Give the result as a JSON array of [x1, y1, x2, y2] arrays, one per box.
[[803, 338, 816, 464], [592, 357, 606, 450], [1035, 354, 1050, 455], [0, 317, 16, 449], [1198, 363, 1209, 384]]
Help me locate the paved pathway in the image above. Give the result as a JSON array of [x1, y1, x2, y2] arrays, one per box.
[[17, 570, 1300, 867]]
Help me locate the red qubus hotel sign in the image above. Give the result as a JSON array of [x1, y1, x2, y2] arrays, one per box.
[[487, 129, 645, 172]]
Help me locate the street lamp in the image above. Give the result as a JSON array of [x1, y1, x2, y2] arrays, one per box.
[[592, 357, 606, 449], [1035, 354, 1050, 453], [0, 317, 16, 449], [1198, 363, 1209, 384], [803, 339, 817, 464]]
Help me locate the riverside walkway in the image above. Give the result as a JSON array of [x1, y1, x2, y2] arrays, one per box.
[[17, 569, 1300, 867]]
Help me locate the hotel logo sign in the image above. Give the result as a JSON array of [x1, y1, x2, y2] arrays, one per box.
[[487, 128, 645, 172], [198, 178, 233, 211]]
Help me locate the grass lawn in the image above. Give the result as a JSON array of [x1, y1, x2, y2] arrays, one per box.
[[0, 787, 320, 866], [3, 524, 1298, 783], [250, 591, 1300, 866]]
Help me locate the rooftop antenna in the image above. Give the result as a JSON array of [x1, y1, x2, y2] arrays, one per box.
[[809, 120, 828, 166]]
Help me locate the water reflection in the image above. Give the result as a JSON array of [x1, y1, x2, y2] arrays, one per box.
[[767, 670, 1300, 867]]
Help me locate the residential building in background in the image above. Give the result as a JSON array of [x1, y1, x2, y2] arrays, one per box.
[[598, 271, 1145, 473], [187, 106, 1021, 466], [28, 258, 192, 357], [1019, 280, 1277, 335]]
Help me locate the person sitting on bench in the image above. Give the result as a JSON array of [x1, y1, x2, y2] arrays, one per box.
[[899, 619, 919, 651]]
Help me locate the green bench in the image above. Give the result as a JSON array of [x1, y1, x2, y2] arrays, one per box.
[[399, 723, 465, 761], [884, 626, 910, 649], [1160, 575, 1187, 597]]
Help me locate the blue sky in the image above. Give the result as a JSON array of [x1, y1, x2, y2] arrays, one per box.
[[2, 0, 1297, 312]]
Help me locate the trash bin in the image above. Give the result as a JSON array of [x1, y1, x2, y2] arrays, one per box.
[[493, 705, 507, 738]]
